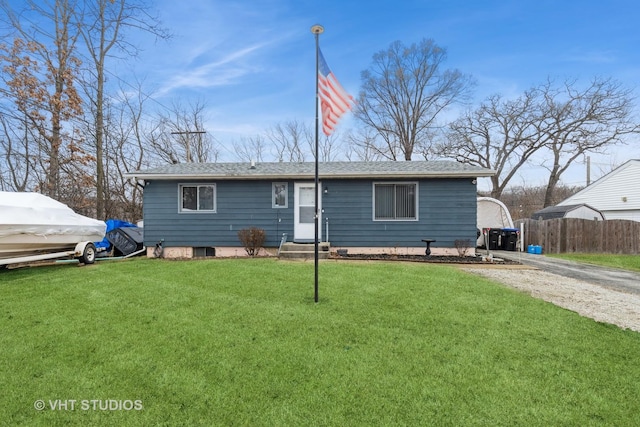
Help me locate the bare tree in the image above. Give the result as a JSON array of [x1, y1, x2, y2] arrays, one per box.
[[102, 82, 151, 221], [441, 77, 639, 203], [233, 124, 340, 163], [0, 112, 35, 191], [76, 0, 170, 219], [438, 92, 545, 198], [535, 77, 639, 206], [148, 100, 218, 164], [0, 0, 85, 201], [498, 183, 583, 221], [317, 131, 341, 162], [268, 120, 309, 162], [354, 38, 474, 161], [233, 135, 267, 163], [344, 127, 385, 161]]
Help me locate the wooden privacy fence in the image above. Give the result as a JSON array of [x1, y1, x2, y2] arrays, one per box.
[[516, 218, 640, 254]]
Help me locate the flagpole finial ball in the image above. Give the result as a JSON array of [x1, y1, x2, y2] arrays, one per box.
[[311, 24, 324, 34]]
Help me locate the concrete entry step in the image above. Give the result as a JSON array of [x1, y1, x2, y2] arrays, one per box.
[[279, 242, 331, 259]]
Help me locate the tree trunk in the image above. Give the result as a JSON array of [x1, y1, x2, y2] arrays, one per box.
[[490, 175, 503, 199], [48, 77, 64, 199], [96, 64, 105, 219], [543, 154, 562, 207]]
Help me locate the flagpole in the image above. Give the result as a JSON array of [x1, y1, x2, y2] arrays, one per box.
[[311, 24, 324, 304]]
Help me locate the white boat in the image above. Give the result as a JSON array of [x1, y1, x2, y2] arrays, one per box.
[[0, 191, 106, 265]]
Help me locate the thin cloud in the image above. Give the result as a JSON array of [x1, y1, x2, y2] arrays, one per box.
[[562, 50, 617, 64], [155, 42, 269, 96]]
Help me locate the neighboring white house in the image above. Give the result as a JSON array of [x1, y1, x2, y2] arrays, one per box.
[[531, 204, 604, 221], [557, 159, 640, 221]]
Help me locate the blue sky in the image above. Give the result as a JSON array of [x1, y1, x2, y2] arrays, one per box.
[[122, 0, 640, 188]]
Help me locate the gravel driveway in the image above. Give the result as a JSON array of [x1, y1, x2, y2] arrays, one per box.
[[461, 263, 640, 333]]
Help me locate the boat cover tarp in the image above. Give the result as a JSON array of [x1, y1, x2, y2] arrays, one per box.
[[95, 219, 137, 250], [0, 191, 106, 240]]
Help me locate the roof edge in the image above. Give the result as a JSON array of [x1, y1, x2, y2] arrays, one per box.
[[125, 170, 496, 181]]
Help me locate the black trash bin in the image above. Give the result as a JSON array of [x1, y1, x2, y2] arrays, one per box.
[[500, 228, 519, 251], [487, 228, 501, 250]]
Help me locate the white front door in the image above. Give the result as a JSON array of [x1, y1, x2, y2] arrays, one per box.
[[294, 182, 321, 242]]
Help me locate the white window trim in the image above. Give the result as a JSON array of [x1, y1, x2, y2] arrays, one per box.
[[272, 182, 288, 208], [179, 183, 216, 213], [372, 181, 419, 221]]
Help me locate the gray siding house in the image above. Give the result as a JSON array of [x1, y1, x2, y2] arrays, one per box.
[[127, 161, 494, 257]]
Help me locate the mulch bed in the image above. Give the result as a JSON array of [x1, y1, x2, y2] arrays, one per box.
[[330, 253, 521, 265]]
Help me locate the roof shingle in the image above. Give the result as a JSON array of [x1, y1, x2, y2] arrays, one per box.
[[127, 161, 495, 180]]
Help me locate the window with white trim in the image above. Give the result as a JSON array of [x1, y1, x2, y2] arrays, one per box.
[[373, 182, 417, 220], [180, 184, 216, 212], [272, 182, 288, 208]]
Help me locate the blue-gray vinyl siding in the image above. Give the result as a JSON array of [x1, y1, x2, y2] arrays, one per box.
[[323, 179, 476, 248], [142, 178, 477, 249], [142, 180, 293, 248]]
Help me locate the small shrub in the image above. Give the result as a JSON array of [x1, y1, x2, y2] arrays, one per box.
[[454, 239, 472, 257], [238, 227, 266, 256]]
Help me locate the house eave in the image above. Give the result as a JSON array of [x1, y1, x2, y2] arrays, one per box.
[[126, 170, 495, 181]]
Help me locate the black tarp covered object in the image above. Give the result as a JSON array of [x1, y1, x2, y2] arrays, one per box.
[[106, 227, 144, 256]]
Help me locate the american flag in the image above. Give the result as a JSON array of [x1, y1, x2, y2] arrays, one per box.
[[318, 49, 354, 136]]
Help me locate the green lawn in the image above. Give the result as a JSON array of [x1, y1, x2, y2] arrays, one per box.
[[1, 258, 639, 426], [548, 253, 640, 272]]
